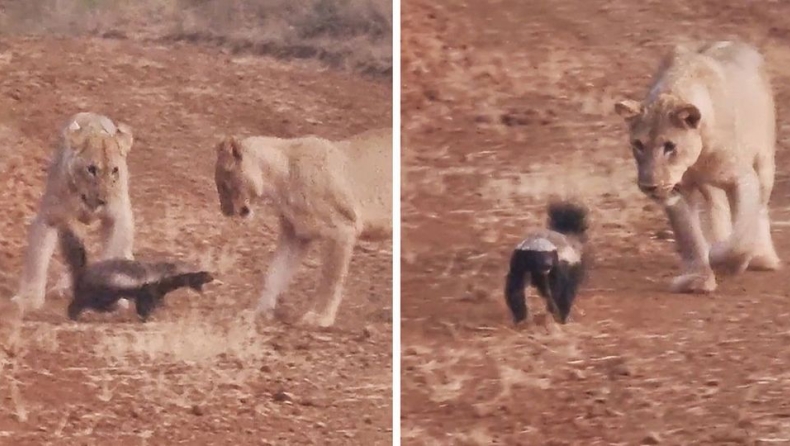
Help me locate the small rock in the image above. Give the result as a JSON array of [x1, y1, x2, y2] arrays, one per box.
[[642, 432, 661, 445], [315, 421, 327, 429], [272, 390, 293, 403], [655, 229, 674, 240], [191, 405, 204, 416], [260, 365, 271, 373]]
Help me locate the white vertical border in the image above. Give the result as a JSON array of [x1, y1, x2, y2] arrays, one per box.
[[391, 0, 402, 442]]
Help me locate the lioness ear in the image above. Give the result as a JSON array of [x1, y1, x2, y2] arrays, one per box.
[[671, 103, 701, 129], [64, 121, 88, 152], [115, 123, 134, 157], [614, 99, 643, 121], [222, 136, 243, 161]]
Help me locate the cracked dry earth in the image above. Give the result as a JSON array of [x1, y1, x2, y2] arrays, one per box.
[[0, 37, 392, 445], [402, 1, 790, 445]]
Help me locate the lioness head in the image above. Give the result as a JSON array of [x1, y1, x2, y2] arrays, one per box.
[[65, 121, 133, 211], [614, 94, 703, 202], [214, 136, 263, 219]]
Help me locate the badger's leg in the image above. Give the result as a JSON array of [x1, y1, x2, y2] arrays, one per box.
[[135, 289, 159, 322], [534, 272, 559, 319], [504, 251, 531, 324]]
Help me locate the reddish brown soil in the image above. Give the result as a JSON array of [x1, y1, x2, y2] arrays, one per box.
[[402, 1, 790, 445], [0, 37, 391, 444]]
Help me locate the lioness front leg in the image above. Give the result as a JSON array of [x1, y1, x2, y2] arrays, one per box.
[[13, 215, 59, 310], [710, 171, 762, 275], [301, 228, 356, 328], [664, 194, 717, 293], [99, 208, 135, 261], [91, 209, 135, 310], [256, 220, 310, 319]]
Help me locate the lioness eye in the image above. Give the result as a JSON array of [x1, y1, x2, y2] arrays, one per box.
[[112, 166, 119, 175], [664, 142, 676, 154], [87, 165, 98, 176], [632, 140, 644, 153]]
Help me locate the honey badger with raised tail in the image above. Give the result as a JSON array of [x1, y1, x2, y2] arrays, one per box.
[[504, 201, 590, 324], [58, 226, 215, 321]]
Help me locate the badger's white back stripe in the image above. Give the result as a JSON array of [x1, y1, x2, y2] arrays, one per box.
[[516, 237, 556, 252]]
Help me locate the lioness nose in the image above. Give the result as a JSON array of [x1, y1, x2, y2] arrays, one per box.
[[638, 183, 658, 194]]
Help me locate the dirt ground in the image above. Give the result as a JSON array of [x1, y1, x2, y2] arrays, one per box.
[[401, 1, 790, 445], [0, 37, 392, 444]]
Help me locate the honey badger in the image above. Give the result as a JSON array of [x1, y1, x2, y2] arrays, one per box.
[[504, 201, 590, 324], [58, 226, 214, 321]]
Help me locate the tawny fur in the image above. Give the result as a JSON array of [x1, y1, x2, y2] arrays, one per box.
[[12, 112, 136, 310], [214, 127, 392, 327], [615, 40, 780, 293]]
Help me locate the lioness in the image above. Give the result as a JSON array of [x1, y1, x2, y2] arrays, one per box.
[[615, 40, 780, 293], [12, 112, 136, 310], [214, 128, 392, 327]]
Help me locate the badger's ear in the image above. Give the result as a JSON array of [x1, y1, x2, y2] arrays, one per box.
[[671, 103, 701, 129], [614, 99, 643, 121], [115, 123, 134, 157]]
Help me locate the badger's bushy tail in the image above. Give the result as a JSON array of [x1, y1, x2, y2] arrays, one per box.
[[58, 226, 88, 286], [547, 201, 589, 239]]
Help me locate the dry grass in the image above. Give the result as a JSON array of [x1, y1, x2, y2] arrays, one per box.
[[0, 0, 392, 77]]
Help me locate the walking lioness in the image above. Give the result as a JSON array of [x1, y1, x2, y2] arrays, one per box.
[[12, 112, 136, 310], [615, 40, 780, 293], [214, 128, 392, 327]]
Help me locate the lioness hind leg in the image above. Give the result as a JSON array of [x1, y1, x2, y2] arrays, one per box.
[[748, 206, 781, 271], [301, 230, 356, 328], [12, 216, 59, 310], [256, 220, 310, 318], [699, 186, 732, 246], [748, 154, 781, 271]]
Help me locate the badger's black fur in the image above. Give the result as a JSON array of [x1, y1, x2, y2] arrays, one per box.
[[505, 201, 589, 324], [59, 226, 214, 322]]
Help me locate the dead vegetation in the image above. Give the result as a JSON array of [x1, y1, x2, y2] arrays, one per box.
[[0, 0, 392, 76]]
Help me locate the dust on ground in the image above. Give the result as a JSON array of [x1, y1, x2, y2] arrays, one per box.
[[402, 1, 790, 444]]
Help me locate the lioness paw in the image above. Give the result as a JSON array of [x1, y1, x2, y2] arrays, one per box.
[[300, 310, 336, 328], [11, 294, 45, 311], [709, 242, 750, 275], [747, 253, 782, 271], [669, 272, 717, 294]]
